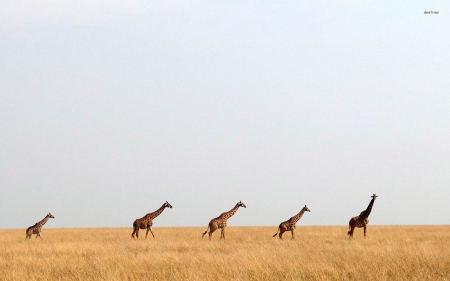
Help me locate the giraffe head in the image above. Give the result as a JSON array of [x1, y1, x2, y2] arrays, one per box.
[[164, 201, 173, 209], [237, 201, 246, 208], [303, 205, 311, 212], [48, 213, 55, 219], [371, 194, 378, 200]]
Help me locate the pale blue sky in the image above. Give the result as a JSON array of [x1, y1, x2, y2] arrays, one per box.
[[1, 1, 449, 228]]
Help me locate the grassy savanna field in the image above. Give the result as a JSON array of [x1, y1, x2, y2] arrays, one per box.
[[1, 226, 449, 280]]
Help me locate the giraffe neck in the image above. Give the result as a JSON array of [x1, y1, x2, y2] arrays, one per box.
[[149, 204, 167, 219], [291, 209, 306, 223], [361, 198, 376, 219], [222, 204, 240, 220], [37, 215, 50, 228]]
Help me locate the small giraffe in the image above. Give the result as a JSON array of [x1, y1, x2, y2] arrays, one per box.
[[25, 213, 55, 239], [131, 201, 172, 239], [348, 194, 378, 239], [272, 205, 310, 239], [202, 201, 246, 240]]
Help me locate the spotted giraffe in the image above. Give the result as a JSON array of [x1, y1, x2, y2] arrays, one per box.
[[131, 201, 172, 239], [25, 213, 55, 239], [272, 205, 310, 239], [348, 194, 378, 239], [202, 201, 246, 240]]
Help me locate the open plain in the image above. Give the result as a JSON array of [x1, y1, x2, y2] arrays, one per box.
[[1, 226, 449, 280]]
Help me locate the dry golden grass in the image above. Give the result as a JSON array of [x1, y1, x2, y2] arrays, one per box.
[[1, 225, 449, 280]]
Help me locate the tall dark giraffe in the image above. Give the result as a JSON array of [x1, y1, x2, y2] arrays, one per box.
[[25, 213, 55, 239], [131, 201, 172, 239], [202, 201, 246, 240], [348, 194, 378, 239], [272, 205, 310, 239]]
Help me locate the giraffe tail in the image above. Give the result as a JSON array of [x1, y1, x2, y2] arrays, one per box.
[[272, 227, 280, 237], [202, 225, 209, 238]]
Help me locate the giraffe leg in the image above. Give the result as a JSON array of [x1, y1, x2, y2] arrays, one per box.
[[208, 225, 217, 241], [364, 225, 367, 238], [349, 225, 355, 239], [220, 228, 225, 240], [135, 229, 139, 239], [145, 228, 150, 239], [279, 229, 285, 239], [291, 229, 295, 240], [149, 227, 155, 238]]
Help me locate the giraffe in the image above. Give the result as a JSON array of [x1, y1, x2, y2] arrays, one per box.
[[348, 194, 378, 239], [272, 205, 310, 239], [202, 201, 246, 240], [25, 213, 55, 239], [131, 201, 172, 239]]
